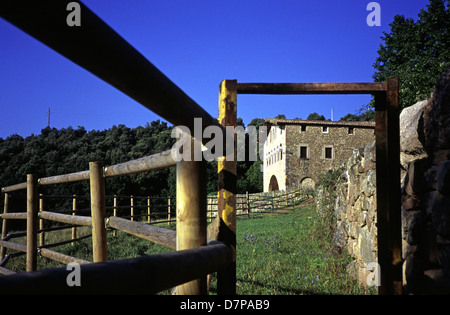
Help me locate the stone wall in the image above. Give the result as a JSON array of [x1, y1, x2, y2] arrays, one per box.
[[316, 141, 378, 285], [401, 68, 450, 294], [315, 67, 450, 294], [285, 122, 375, 190]]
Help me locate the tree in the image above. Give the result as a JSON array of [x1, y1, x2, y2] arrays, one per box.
[[339, 113, 359, 122], [372, 0, 450, 109], [307, 112, 326, 121]]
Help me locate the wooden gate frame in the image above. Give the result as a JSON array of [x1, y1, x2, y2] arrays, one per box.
[[221, 80, 402, 295]]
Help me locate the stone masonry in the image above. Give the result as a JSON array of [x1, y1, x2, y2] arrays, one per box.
[[263, 119, 375, 192], [316, 67, 450, 294]]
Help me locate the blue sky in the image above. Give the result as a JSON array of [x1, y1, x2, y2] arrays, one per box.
[[0, 0, 430, 139]]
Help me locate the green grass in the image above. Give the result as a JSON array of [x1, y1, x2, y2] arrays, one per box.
[[3, 205, 374, 295], [234, 205, 375, 295]]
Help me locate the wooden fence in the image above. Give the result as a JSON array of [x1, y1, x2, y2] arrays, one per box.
[[0, 188, 310, 268], [0, 1, 237, 295], [0, 0, 401, 295], [0, 152, 231, 294]]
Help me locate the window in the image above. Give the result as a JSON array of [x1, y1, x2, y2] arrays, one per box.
[[298, 146, 308, 160], [300, 146, 308, 159], [323, 146, 334, 160], [348, 127, 354, 135], [325, 147, 332, 159], [300, 125, 307, 133], [322, 126, 329, 134]]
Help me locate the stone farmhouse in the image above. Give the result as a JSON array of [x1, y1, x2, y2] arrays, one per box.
[[263, 118, 375, 192]]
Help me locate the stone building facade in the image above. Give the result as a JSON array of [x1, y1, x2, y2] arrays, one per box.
[[263, 119, 375, 192]]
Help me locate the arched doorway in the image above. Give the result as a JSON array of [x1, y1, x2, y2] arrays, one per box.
[[300, 177, 315, 192], [268, 175, 279, 192]]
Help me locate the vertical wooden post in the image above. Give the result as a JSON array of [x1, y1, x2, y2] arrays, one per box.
[[272, 191, 275, 212], [167, 197, 171, 223], [113, 195, 118, 236], [147, 196, 151, 224], [246, 191, 250, 218], [72, 195, 77, 244], [217, 79, 237, 295], [176, 135, 207, 295], [89, 161, 108, 263], [39, 194, 45, 247], [26, 174, 38, 272], [130, 195, 134, 221], [1, 193, 10, 260], [285, 189, 288, 207], [375, 78, 402, 295]]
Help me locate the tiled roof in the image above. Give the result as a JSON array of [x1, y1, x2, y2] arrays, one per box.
[[264, 118, 375, 128]]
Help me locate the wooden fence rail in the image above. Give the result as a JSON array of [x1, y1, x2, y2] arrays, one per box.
[[0, 241, 232, 295], [0, 0, 401, 295], [0, 143, 230, 293]]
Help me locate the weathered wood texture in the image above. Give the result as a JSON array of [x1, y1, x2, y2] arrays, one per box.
[[0, 240, 26, 253], [26, 174, 38, 272], [39, 211, 92, 227], [106, 216, 176, 250], [236, 82, 388, 95], [39, 248, 90, 265], [104, 150, 176, 177], [89, 162, 108, 263], [0, 1, 227, 148], [0, 242, 232, 295], [175, 136, 207, 294], [216, 80, 237, 295], [38, 170, 90, 185]]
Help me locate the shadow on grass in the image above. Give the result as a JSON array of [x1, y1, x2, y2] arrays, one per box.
[[235, 277, 331, 295]]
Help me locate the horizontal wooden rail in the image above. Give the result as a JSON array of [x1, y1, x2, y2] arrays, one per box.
[[106, 216, 176, 250], [38, 248, 90, 266], [236, 82, 388, 95], [1, 150, 178, 191], [0, 241, 233, 294], [104, 149, 176, 177], [1, 182, 26, 193], [0, 212, 27, 220], [38, 170, 90, 185], [39, 211, 92, 227], [0, 266, 16, 276], [0, 1, 230, 148], [0, 240, 26, 253]]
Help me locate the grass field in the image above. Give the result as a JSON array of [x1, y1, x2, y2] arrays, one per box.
[[233, 205, 374, 295], [3, 202, 375, 295]]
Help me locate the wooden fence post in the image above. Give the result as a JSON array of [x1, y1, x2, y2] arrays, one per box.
[[217, 79, 237, 294], [113, 195, 118, 236], [0, 193, 10, 261], [269, 191, 272, 212], [89, 161, 108, 263], [176, 135, 207, 295], [167, 197, 171, 223], [375, 78, 402, 295], [26, 174, 38, 272], [72, 195, 77, 245], [147, 196, 151, 224], [39, 194, 45, 247], [246, 191, 250, 218], [130, 195, 134, 221]]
